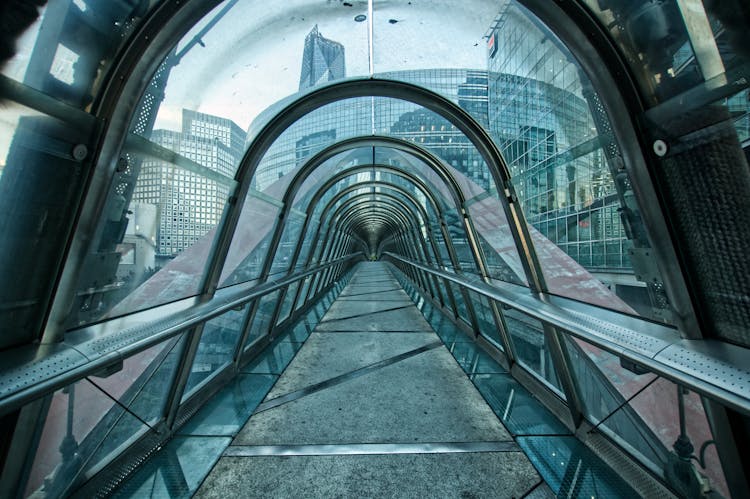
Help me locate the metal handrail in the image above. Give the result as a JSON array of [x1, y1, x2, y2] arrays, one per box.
[[384, 253, 750, 416], [0, 254, 361, 416]]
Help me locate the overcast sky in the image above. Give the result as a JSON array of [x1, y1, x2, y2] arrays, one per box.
[[154, 0, 501, 132], [0, 0, 503, 167]]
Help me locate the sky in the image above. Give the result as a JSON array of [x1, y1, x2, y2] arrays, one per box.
[[0, 0, 503, 167], [152, 0, 501, 133]]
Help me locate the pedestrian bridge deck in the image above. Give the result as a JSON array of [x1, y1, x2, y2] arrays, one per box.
[[113, 262, 635, 498]]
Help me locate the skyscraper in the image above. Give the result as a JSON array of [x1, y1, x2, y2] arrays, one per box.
[[133, 109, 245, 257], [299, 25, 346, 90]]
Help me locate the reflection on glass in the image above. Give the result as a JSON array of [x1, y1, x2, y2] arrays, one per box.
[[2, 1, 155, 108], [581, 0, 747, 103], [503, 307, 564, 395], [466, 196, 528, 286], [221, 191, 281, 287], [627, 378, 729, 498], [268, 214, 305, 277], [67, 136, 237, 327], [152, 1, 369, 137], [562, 334, 729, 497], [295, 276, 313, 311], [0, 102, 91, 346], [467, 291, 503, 350], [244, 290, 281, 351], [485, 2, 672, 322], [183, 306, 247, 398], [276, 281, 299, 325], [25, 336, 184, 497]]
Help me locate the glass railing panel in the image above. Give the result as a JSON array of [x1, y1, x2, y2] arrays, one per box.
[[466, 290, 503, 351], [276, 281, 299, 325], [295, 276, 313, 311], [564, 333, 729, 498], [182, 305, 248, 399], [244, 290, 281, 352], [502, 307, 564, 397], [25, 334, 185, 497]]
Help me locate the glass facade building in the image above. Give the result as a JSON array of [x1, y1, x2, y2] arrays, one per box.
[[0, 1, 749, 498]]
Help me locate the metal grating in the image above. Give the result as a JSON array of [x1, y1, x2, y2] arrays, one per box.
[[581, 430, 677, 499]]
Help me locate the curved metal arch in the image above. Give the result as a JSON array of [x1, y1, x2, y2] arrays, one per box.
[[334, 189, 450, 296], [204, 81, 544, 300], [299, 164, 449, 222], [292, 178, 451, 310], [325, 195, 424, 257], [300, 175, 448, 271], [293, 167, 452, 275], [317, 182, 434, 239], [308, 184, 441, 268], [313, 180, 477, 322], [252, 135, 485, 297], [278, 136, 470, 213], [331, 194, 421, 239]]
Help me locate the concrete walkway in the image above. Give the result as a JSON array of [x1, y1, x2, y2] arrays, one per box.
[[195, 262, 543, 498]]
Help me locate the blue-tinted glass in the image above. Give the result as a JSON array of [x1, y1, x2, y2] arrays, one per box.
[[276, 281, 299, 324], [242, 339, 302, 375], [517, 436, 639, 498], [447, 342, 506, 375], [111, 436, 232, 499], [244, 291, 281, 350], [472, 374, 570, 436], [183, 306, 247, 398], [503, 307, 563, 394], [178, 374, 277, 436]]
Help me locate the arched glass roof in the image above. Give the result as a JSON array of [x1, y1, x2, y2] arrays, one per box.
[[1, 1, 749, 497]]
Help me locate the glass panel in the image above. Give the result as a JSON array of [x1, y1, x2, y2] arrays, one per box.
[[443, 208, 478, 274], [276, 282, 299, 324], [66, 140, 237, 327], [439, 281, 454, 313], [467, 290, 503, 350], [25, 335, 184, 497], [0, 102, 92, 346], [295, 276, 313, 311], [517, 435, 640, 497], [581, 0, 745, 104], [244, 290, 281, 351], [502, 307, 564, 396], [487, 2, 670, 321], [466, 195, 528, 286], [372, 0, 499, 129], [562, 335, 729, 498], [2, 1, 156, 108], [294, 219, 319, 271], [268, 214, 305, 278], [221, 191, 281, 286], [111, 435, 231, 499], [153, 1, 369, 140], [183, 306, 248, 398]]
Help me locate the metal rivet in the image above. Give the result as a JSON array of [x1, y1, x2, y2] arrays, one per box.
[[72, 144, 88, 161], [653, 139, 668, 157]]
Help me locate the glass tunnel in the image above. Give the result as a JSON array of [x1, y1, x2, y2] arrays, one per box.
[[0, 0, 749, 497]]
